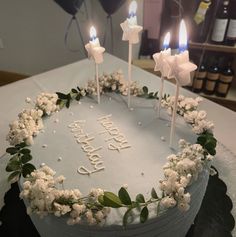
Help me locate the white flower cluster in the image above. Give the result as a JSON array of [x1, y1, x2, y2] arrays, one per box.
[[86, 70, 143, 96], [35, 93, 59, 115], [161, 95, 202, 116], [159, 139, 207, 212], [184, 110, 214, 134], [20, 166, 110, 225], [161, 95, 214, 135], [6, 109, 44, 145]]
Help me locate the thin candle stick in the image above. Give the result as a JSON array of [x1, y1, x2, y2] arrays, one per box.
[[157, 76, 164, 117], [169, 82, 179, 148], [95, 63, 100, 104], [128, 42, 132, 108]]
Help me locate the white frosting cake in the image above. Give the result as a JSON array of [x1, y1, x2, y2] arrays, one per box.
[[3, 66, 215, 237], [19, 92, 210, 237]]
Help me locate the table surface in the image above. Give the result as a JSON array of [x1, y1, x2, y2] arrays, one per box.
[[0, 53, 235, 235]]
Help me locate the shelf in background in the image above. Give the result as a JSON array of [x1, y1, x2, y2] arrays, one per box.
[[191, 87, 236, 112], [189, 41, 236, 54]]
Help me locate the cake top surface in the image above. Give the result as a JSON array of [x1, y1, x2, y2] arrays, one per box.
[[26, 92, 197, 225]]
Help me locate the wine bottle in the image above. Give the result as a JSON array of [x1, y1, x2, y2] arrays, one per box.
[[193, 64, 207, 93], [216, 61, 234, 97], [211, 0, 229, 44], [192, 0, 212, 42], [204, 63, 220, 94], [225, 0, 236, 45]]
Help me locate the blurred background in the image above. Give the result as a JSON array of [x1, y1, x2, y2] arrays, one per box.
[[0, 0, 235, 110]]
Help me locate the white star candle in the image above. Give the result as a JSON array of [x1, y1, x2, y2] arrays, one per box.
[[120, 0, 143, 108], [85, 26, 105, 104], [166, 20, 197, 147], [153, 32, 171, 117]]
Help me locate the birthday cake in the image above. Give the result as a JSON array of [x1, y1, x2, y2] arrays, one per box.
[[4, 70, 216, 237]]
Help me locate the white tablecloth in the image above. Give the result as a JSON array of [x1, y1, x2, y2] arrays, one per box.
[[0, 54, 235, 235]]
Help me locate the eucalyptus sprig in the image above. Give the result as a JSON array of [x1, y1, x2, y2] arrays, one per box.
[[139, 86, 170, 101], [56, 87, 87, 109], [98, 187, 161, 227], [138, 86, 159, 99], [5, 142, 36, 183]]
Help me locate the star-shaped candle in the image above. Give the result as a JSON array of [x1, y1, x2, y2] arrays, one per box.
[[153, 32, 171, 117], [120, 0, 143, 108], [165, 20, 197, 147], [85, 26, 105, 104]]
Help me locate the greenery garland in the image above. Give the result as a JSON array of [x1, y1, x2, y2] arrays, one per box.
[[5, 77, 217, 227]]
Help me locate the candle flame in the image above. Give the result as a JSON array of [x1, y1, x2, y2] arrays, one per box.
[[129, 0, 137, 15], [163, 32, 170, 49], [179, 20, 187, 52], [90, 26, 97, 39]]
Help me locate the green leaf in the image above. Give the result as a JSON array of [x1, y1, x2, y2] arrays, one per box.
[[56, 99, 62, 105], [15, 142, 26, 149], [75, 94, 81, 101], [6, 147, 18, 155], [103, 192, 122, 208], [19, 148, 31, 154], [131, 201, 139, 209], [59, 100, 66, 109], [197, 135, 206, 145], [136, 194, 145, 203], [123, 208, 133, 227], [55, 197, 75, 206], [118, 187, 132, 205], [151, 188, 158, 199], [71, 88, 78, 94], [205, 141, 216, 151], [56, 92, 68, 100], [22, 163, 36, 178], [21, 154, 32, 164], [98, 195, 105, 205], [7, 171, 21, 183], [6, 159, 21, 172], [140, 206, 149, 223], [66, 98, 71, 108], [9, 154, 19, 162], [143, 86, 148, 94], [148, 92, 155, 99], [197, 132, 217, 156], [207, 148, 216, 156]]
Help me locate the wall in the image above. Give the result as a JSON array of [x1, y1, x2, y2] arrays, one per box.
[[0, 0, 143, 75]]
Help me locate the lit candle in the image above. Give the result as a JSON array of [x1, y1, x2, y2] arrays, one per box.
[[89, 26, 100, 47], [178, 20, 188, 53], [163, 32, 171, 50], [165, 20, 197, 147], [153, 32, 171, 117], [85, 26, 105, 64], [85, 26, 105, 104], [127, 0, 137, 25], [120, 0, 142, 108]]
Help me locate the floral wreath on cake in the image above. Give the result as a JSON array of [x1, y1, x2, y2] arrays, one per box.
[[5, 70, 217, 226]]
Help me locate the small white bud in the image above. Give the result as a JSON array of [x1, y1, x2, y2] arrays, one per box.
[[25, 97, 31, 103], [58, 157, 62, 162], [40, 163, 46, 167], [161, 136, 166, 141]]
